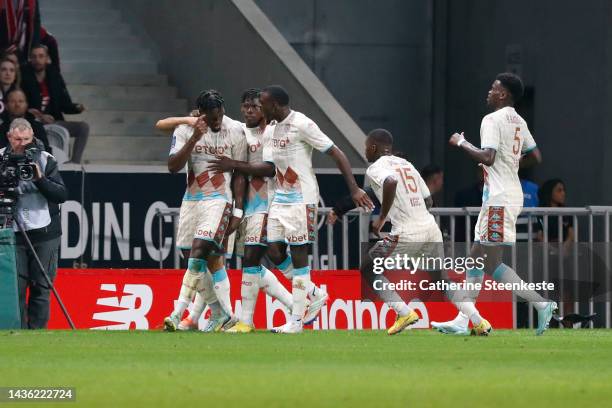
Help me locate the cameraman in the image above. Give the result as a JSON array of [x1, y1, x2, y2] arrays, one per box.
[[0, 118, 67, 329]]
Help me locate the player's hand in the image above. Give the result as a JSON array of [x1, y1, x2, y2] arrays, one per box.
[[327, 209, 338, 225], [226, 215, 242, 236], [371, 216, 386, 238], [191, 115, 207, 141], [449, 132, 465, 147], [351, 188, 374, 211], [209, 155, 236, 174]]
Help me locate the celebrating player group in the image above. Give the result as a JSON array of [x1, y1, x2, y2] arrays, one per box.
[[156, 72, 558, 336]]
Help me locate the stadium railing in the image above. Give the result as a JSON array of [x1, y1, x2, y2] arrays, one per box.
[[155, 206, 612, 329]]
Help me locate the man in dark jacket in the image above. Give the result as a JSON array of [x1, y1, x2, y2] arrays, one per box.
[[0, 87, 49, 151], [21, 44, 88, 163], [1, 118, 67, 329]]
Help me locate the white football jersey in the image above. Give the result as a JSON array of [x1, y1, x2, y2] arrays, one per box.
[[169, 115, 247, 202], [479, 106, 536, 207], [263, 110, 334, 205], [242, 123, 274, 216], [366, 155, 437, 236]]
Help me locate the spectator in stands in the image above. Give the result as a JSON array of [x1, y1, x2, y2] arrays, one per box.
[[21, 45, 89, 163], [536, 179, 574, 244], [0, 0, 40, 63], [421, 164, 444, 207], [0, 56, 19, 114], [39, 27, 60, 71], [0, 88, 49, 151]]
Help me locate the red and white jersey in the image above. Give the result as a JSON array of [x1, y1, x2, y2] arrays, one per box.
[[169, 116, 247, 203], [242, 122, 274, 216], [480, 106, 537, 207], [263, 110, 334, 205], [366, 155, 437, 236]]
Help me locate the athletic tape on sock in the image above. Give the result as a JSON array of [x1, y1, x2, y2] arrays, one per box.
[[492, 263, 509, 282], [293, 266, 311, 276], [244, 265, 263, 275], [188, 258, 207, 273], [212, 267, 228, 283]]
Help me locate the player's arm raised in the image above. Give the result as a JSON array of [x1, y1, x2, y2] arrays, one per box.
[[156, 116, 199, 133], [167, 116, 206, 173], [371, 176, 397, 236], [326, 146, 374, 210], [448, 132, 496, 166]]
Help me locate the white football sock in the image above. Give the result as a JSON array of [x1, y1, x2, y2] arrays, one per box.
[[211, 266, 232, 316], [260, 265, 292, 309], [241, 266, 262, 326], [492, 263, 547, 306], [291, 266, 311, 320], [174, 258, 206, 317]]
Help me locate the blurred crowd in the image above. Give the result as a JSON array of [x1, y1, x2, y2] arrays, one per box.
[[1, 0, 88, 163]]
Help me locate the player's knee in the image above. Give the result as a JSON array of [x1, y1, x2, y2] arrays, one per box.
[[266, 244, 285, 265]]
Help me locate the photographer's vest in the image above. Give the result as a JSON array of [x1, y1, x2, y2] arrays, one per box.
[[0, 147, 51, 231]]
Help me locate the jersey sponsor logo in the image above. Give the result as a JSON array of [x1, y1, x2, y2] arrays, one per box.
[[248, 141, 261, 153], [287, 233, 308, 243], [92, 284, 153, 330], [193, 144, 229, 155], [196, 228, 215, 238], [272, 137, 290, 149]]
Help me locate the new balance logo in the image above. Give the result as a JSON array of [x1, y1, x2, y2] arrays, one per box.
[[92, 284, 153, 330]]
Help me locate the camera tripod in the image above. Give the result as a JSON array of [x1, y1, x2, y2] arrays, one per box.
[[0, 212, 75, 330]]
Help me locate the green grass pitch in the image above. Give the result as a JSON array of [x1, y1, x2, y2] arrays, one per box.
[[2, 329, 611, 408]]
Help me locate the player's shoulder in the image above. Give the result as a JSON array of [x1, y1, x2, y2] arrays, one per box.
[[173, 123, 193, 137], [290, 110, 314, 128]]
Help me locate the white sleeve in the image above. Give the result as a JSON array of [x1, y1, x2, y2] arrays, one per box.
[[262, 131, 274, 163], [521, 126, 537, 154], [299, 118, 334, 153], [480, 116, 500, 150], [169, 125, 192, 156], [366, 164, 396, 187], [231, 125, 248, 162]]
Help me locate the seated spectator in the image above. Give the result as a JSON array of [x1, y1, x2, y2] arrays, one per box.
[[21, 44, 88, 163], [535, 178, 573, 244], [40, 27, 60, 71], [0, 88, 49, 151], [421, 164, 444, 207], [0, 56, 19, 114], [0, 0, 40, 63]]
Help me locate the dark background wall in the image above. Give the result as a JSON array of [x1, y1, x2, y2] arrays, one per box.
[[257, 0, 612, 205], [114, 0, 611, 205], [255, 0, 434, 171], [443, 0, 611, 206]]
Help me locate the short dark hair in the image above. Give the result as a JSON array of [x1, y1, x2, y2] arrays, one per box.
[[496, 72, 524, 103], [367, 128, 393, 146], [421, 164, 443, 181], [196, 89, 224, 113], [241, 88, 261, 103], [263, 85, 289, 106], [6, 87, 25, 100], [30, 44, 49, 55]]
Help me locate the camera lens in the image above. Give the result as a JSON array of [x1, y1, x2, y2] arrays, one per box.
[[18, 164, 35, 181]]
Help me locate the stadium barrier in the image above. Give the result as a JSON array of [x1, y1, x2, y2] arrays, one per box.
[[154, 206, 612, 329], [47, 268, 513, 330]]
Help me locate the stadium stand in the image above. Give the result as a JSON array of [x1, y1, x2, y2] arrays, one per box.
[[39, 0, 187, 164]]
